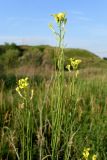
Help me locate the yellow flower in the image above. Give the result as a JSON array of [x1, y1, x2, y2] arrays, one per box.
[[16, 77, 29, 99], [69, 58, 82, 70], [52, 12, 67, 23], [66, 64, 71, 72], [57, 12, 65, 21], [92, 154, 97, 160], [75, 59, 82, 64], [18, 77, 29, 89], [83, 147, 90, 160]]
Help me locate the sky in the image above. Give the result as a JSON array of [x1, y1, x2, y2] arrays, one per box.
[[0, 0, 107, 57]]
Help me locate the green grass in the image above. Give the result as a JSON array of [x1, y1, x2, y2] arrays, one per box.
[[0, 74, 107, 159]]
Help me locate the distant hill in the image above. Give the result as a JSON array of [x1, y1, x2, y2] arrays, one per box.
[[0, 43, 107, 76], [64, 48, 107, 69]]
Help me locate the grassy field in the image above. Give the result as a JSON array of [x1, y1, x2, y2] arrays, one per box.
[[0, 72, 107, 159]]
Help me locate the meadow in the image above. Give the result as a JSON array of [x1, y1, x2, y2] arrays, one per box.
[[0, 13, 107, 160]]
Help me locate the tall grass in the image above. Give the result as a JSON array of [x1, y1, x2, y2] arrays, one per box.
[[0, 79, 107, 160], [0, 77, 107, 159]]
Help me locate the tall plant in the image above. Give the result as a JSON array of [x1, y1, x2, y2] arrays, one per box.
[[49, 12, 67, 159]]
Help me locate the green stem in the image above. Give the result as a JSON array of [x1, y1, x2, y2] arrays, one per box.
[[39, 106, 43, 160]]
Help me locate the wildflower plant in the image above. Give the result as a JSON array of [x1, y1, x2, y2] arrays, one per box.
[[49, 12, 82, 160], [49, 12, 67, 71], [15, 77, 34, 160], [49, 12, 67, 159], [65, 58, 82, 97], [16, 77, 33, 100], [66, 58, 82, 77]]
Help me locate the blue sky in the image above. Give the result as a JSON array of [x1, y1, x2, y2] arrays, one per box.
[[0, 0, 107, 57]]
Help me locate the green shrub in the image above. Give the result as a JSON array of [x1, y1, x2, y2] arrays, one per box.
[[4, 42, 18, 50], [3, 49, 20, 67], [0, 74, 16, 89]]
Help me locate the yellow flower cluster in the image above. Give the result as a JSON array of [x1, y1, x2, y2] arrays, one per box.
[[66, 64, 71, 72], [82, 147, 97, 160], [83, 147, 90, 160], [70, 58, 82, 70], [52, 12, 67, 24], [66, 58, 82, 71], [17, 77, 29, 89], [16, 77, 29, 99]]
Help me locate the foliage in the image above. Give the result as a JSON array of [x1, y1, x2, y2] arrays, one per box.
[[4, 49, 20, 67], [0, 78, 107, 159], [103, 57, 107, 60], [0, 74, 16, 89], [0, 43, 107, 72]]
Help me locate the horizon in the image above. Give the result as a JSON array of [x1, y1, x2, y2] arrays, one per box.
[[1, 42, 106, 59], [0, 0, 107, 57]]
